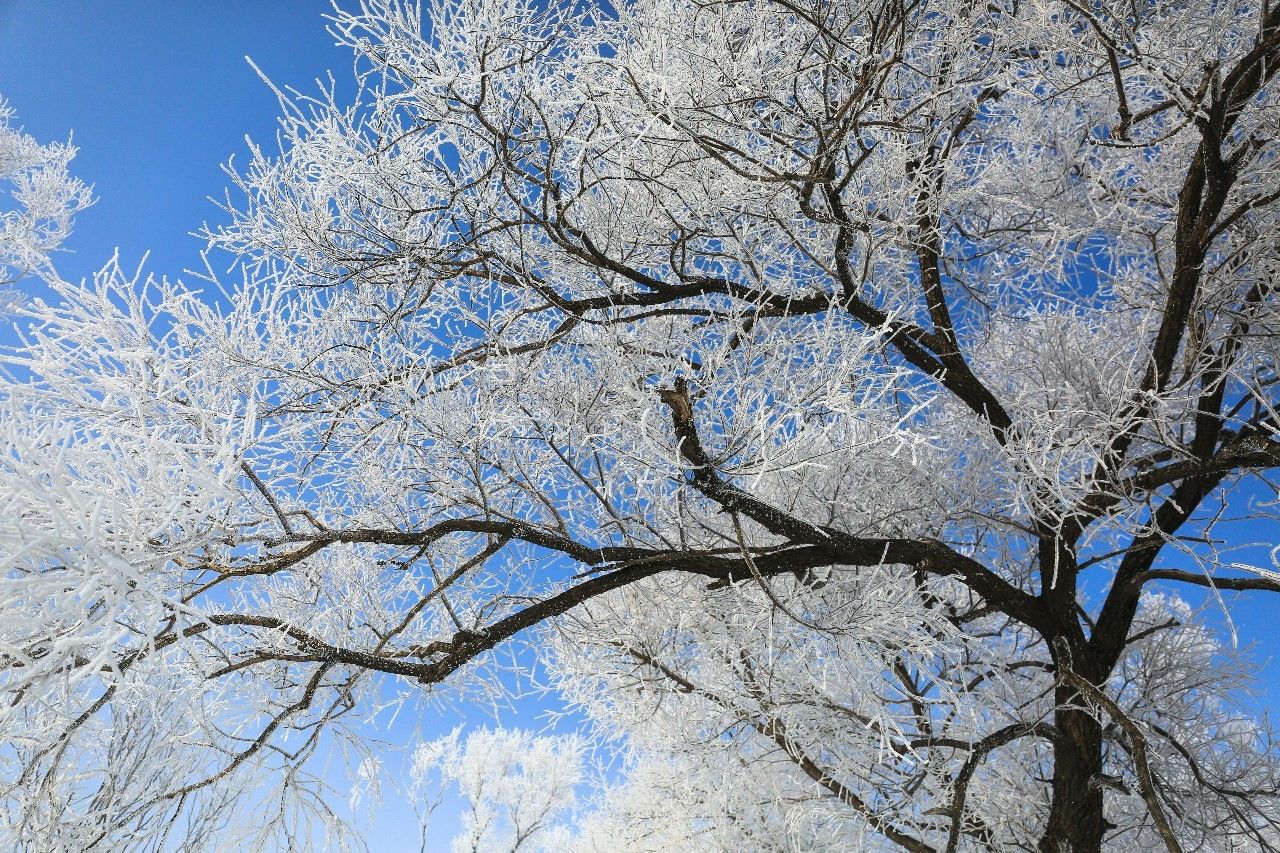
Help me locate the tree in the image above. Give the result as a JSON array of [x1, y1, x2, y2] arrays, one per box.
[[3, 0, 1280, 849], [406, 726, 585, 851]]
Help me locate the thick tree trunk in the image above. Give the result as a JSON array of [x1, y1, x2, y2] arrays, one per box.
[[1040, 691, 1106, 853]]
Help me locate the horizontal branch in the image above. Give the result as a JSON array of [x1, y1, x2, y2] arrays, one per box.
[[1136, 568, 1280, 594]]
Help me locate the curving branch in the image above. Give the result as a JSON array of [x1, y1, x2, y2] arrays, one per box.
[[658, 377, 1049, 633]]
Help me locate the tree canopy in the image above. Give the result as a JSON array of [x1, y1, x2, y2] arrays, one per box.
[[3, 0, 1280, 850]]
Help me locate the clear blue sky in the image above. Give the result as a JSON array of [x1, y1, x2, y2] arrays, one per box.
[[0, 1, 351, 283], [0, 1, 1277, 847]]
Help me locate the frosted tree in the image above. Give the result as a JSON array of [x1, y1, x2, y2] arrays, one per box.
[[0, 101, 92, 286], [407, 727, 584, 852], [3, 0, 1280, 850]]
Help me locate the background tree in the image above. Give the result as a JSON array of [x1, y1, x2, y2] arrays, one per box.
[[3, 0, 1280, 850]]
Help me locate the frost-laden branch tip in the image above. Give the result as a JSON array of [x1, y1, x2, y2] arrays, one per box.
[[4, 0, 1280, 850], [0, 100, 92, 287]]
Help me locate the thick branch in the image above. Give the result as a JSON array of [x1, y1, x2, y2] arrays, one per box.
[[1136, 568, 1280, 594], [659, 378, 1049, 632], [1053, 640, 1183, 853]]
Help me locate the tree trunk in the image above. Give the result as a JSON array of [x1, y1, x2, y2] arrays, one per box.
[[1040, 691, 1106, 853]]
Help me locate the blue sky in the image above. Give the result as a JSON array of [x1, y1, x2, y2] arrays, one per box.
[[1, 1, 1278, 847], [0, 1, 350, 284]]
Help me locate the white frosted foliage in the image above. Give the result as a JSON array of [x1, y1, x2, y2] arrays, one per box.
[[3, 0, 1280, 849]]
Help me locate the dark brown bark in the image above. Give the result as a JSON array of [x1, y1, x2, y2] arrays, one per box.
[[1040, 693, 1107, 853]]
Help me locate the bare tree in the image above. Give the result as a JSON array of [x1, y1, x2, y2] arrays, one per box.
[[3, 0, 1280, 849]]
